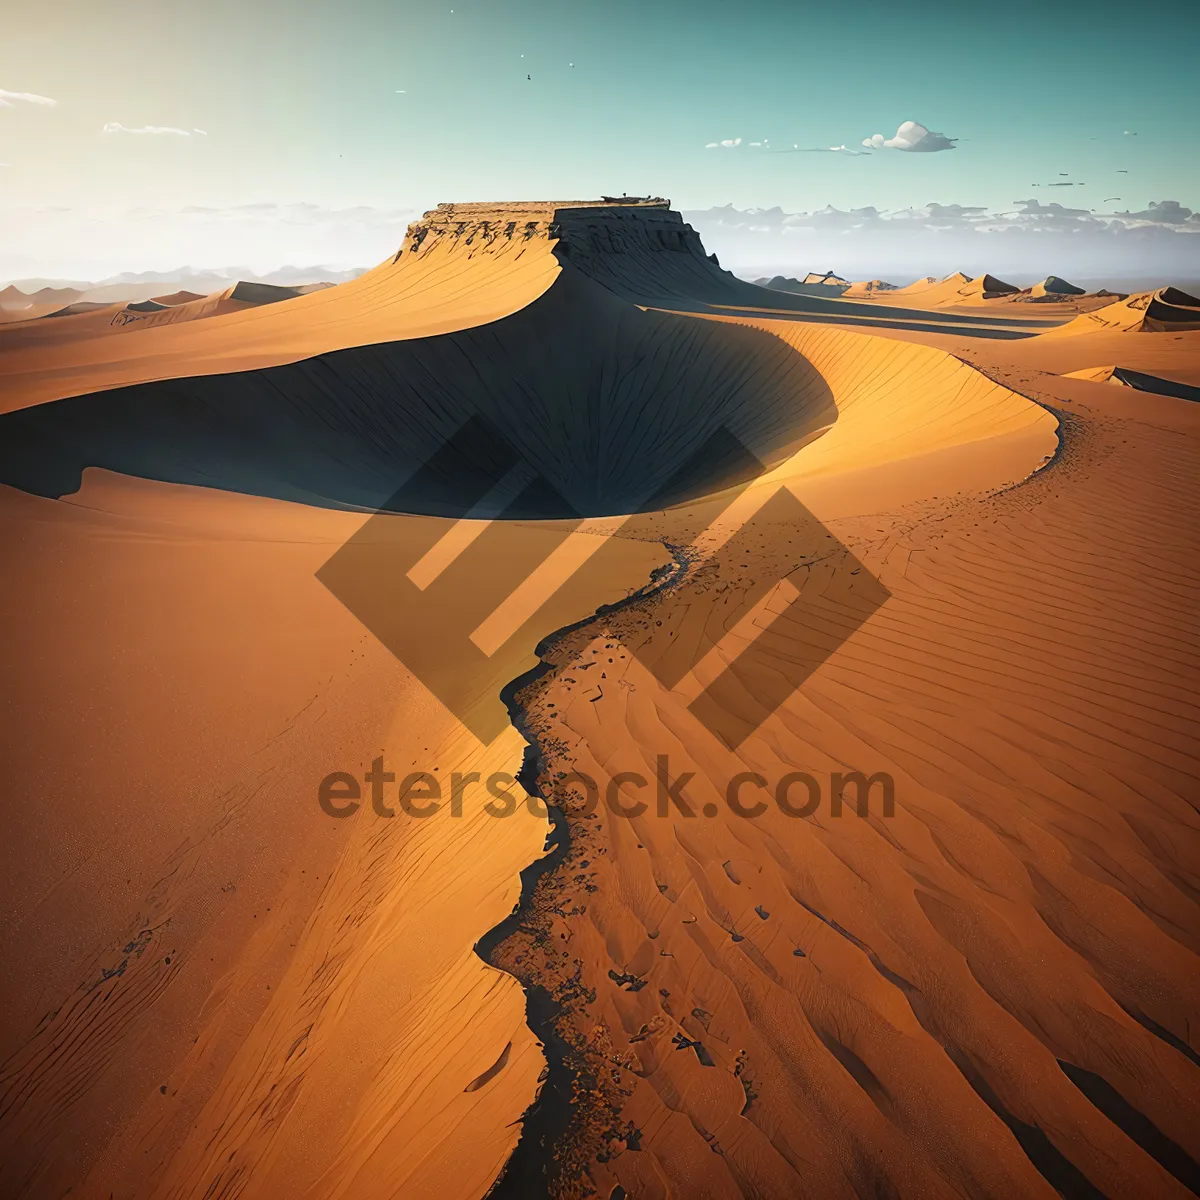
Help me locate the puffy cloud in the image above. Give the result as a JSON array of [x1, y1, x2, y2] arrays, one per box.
[[862, 120, 957, 153], [0, 89, 56, 107], [102, 122, 193, 136]]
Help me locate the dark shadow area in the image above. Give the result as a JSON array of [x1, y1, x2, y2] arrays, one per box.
[[0, 270, 836, 519], [1058, 1060, 1200, 1194], [1106, 368, 1200, 403]]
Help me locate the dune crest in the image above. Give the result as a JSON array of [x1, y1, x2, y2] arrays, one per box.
[[1063, 363, 1200, 400], [1045, 286, 1200, 335]]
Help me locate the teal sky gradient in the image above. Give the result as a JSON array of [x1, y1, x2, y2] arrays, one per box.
[[2, 0, 1197, 276]]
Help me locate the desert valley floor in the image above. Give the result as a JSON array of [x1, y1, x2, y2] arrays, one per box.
[[1, 200, 1198, 1200]]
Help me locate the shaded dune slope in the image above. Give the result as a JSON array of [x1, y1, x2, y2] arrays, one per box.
[[0, 204, 1060, 419], [1046, 287, 1200, 335], [0, 267, 836, 517], [485, 358, 1199, 1200], [1063, 364, 1200, 401], [0, 202, 1058, 520]]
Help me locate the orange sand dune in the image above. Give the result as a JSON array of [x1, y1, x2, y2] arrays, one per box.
[[153, 289, 208, 305], [1063, 363, 1200, 401], [840, 278, 899, 298], [1025, 275, 1087, 298], [888, 272, 1019, 307], [1044, 286, 1200, 335], [499, 370, 1199, 1198], [0, 204, 1066, 415], [891, 275, 940, 294], [1, 200, 1197, 1200], [0, 282, 312, 355]]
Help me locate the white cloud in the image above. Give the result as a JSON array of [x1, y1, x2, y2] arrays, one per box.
[[862, 120, 957, 153], [0, 88, 57, 107], [102, 122, 193, 136], [706, 137, 742, 149], [192, 128, 208, 136]]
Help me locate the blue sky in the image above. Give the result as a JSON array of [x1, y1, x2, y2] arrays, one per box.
[[2, 0, 1197, 277]]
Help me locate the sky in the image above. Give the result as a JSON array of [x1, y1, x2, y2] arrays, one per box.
[[2, 0, 1198, 281]]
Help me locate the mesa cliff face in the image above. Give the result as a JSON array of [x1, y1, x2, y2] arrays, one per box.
[[399, 199, 697, 257], [398, 199, 740, 304]]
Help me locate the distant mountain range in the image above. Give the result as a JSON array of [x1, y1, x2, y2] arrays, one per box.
[[3, 265, 367, 302]]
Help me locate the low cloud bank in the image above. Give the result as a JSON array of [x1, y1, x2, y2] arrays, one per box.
[[682, 200, 1200, 285], [0, 203, 420, 283]]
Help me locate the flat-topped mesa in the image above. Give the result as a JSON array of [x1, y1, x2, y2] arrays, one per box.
[[393, 198, 742, 306], [396, 198, 714, 260]]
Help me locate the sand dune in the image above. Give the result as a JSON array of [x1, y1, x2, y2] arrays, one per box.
[[0, 203, 1062, 417], [152, 289, 208, 305], [1045, 286, 1200, 335], [1063, 363, 1200, 401], [0, 283, 81, 311], [840, 279, 899, 298], [1026, 275, 1086, 298], [910, 272, 1020, 306], [891, 275, 940, 294], [1, 200, 1197, 1200], [0, 282, 314, 356], [497, 372, 1199, 1197]]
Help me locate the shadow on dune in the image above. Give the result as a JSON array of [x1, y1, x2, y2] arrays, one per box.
[[0, 269, 836, 518]]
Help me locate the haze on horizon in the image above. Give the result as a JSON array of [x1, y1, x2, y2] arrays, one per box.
[[2, 0, 1198, 283]]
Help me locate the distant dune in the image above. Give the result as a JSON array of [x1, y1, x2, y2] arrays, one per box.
[[889, 275, 940, 294], [1063, 363, 1200, 400], [152, 289, 207, 306], [1027, 275, 1086, 298], [0, 281, 315, 355], [841, 278, 899, 297], [1044, 286, 1200, 335]]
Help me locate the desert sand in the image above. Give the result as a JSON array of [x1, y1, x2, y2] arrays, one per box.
[[1, 200, 1197, 1200]]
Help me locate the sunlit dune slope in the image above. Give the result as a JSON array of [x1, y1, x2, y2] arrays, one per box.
[[0, 202, 1065, 415], [0, 282, 324, 353], [870, 272, 1019, 307], [0, 203, 1057, 522], [484, 328, 1200, 1200], [840, 279, 898, 298], [1044, 286, 1200, 335]]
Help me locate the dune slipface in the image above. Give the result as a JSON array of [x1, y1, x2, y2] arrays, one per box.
[[1045, 286, 1200, 334], [1, 200, 1198, 1200]]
